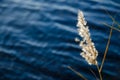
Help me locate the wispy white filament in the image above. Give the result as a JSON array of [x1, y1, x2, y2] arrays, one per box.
[[76, 10, 98, 65]]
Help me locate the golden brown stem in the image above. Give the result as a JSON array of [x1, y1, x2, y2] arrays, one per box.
[[99, 28, 113, 72], [103, 23, 120, 32], [96, 64, 102, 80], [67, 66, 88, 80], [89, 68, 99, 80]]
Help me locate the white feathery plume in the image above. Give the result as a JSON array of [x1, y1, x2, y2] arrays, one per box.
[[76, 10, 98, 65]]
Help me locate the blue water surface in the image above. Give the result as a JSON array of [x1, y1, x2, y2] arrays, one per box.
[[0, 0, 120, 80]]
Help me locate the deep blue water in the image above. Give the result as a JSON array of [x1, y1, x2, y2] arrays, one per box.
[[0, 0, 120, 80]]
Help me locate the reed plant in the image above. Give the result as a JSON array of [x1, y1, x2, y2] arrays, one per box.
[[67, 10, 119, 80]]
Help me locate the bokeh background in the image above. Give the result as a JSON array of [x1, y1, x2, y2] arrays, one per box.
[[0, 0, 120, 80]]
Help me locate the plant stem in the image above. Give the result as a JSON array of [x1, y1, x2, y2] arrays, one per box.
[[99, 28, 113, 72], [67, 66, 87, 80], [89, 68, 99, 80], [103, 23, 120, 32], [96, 64, 102, 80]]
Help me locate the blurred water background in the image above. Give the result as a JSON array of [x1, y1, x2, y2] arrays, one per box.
[[0, 0, 120, 80]]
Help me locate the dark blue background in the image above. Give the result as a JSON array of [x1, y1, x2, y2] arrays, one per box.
[[0, 0, 120, 80]]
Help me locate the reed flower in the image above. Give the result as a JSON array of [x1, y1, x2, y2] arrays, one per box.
[[76, 10, 98, 65]]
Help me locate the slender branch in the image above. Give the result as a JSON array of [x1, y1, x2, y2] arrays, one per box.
[[99, 27, 113, 72], [89, 68, 99, 80], [104, 9, 115, 22], [103, 23, 120, 32], [104, 9, 120, 29], [115, 22, 120, 28], [96, 64, 102, 80], [67, 66, 87, 80]]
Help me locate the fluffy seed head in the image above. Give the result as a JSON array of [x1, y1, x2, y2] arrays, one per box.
[[76, 10, 98, 65]]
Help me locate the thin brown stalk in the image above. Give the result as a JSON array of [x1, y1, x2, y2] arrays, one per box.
[[99, 27, 113, 72], [89, 68, 99, 80], [104, 9, 120, 29], [104, 9, 115, 22], [67, 66, 87, 80], [115, 22, 120, 28], [103, 23, 120, 32], [96, 64, 102, 80], [108, 14, 120, 28]]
